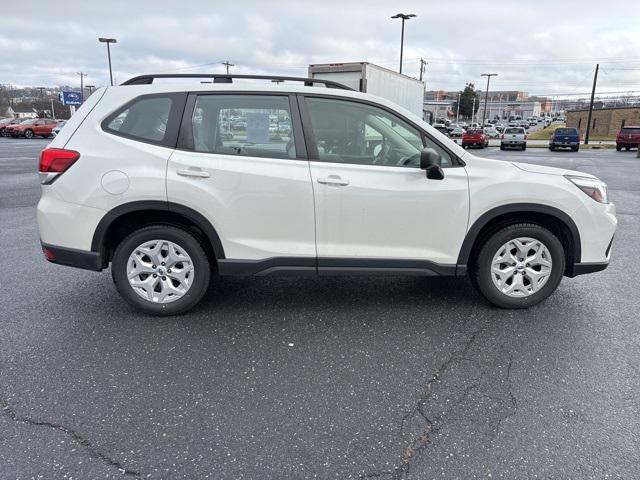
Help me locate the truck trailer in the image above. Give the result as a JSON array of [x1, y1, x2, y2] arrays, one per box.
[[308, 62, 426, 119]]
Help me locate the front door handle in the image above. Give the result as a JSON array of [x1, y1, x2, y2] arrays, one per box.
[[317, 175, 349, 186], [177, 168, 210, 178]]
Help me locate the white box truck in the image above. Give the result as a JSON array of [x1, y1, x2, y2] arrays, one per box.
[[308, 62, 426, 119]]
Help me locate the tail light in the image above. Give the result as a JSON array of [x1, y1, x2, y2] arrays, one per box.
[[39, 148, 80, 173]]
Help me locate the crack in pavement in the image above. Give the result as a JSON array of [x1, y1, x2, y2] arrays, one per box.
[[359, 311, 520, 480], [1, 399, 142, 479]]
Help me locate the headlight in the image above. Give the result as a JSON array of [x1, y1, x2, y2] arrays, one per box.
[[565, 175, 609, 204]]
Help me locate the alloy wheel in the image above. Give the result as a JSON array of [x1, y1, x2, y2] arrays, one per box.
[[490, 237, 553, 297]]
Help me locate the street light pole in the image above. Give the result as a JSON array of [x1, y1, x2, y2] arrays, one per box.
[[391, 13, 415, 74], [456, 93, 461, 124], [480, 73, 498, 126], [98, 37, 117, 86], [77, 72, 87, 102]]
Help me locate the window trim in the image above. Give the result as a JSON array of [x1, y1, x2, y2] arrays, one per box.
[[101, 92, 188, 148], [175, 91, 308, 161], [297, 93, 464, 168]]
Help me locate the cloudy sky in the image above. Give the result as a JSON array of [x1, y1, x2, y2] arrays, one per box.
[[1, 0, 639, 97]]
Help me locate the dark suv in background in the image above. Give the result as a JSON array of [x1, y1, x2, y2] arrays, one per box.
[[549, 127, 580, 152], [616, 126, 640, 151]]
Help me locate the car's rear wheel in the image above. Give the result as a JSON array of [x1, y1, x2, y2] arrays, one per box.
[[625, 147, 630, 151], [112, 225, 211, 316], [522, 144, 527, 151], [616, 145, 622, 151], [24, 129, 34, 139], [472, 223, 565, 309]]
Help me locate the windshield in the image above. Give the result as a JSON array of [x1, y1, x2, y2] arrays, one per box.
[[621, 127, 640, 134], [466, 129, 482, 135]]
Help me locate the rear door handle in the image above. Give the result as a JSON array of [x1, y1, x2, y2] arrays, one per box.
[[317, 175, 349, 186], [177, 168, 210, 178]]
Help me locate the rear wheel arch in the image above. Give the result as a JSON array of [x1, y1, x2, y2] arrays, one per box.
[[458, 204, 581, 275], [92, 201, 225, 267]]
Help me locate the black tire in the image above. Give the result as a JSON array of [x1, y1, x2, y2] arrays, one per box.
[[462, 144, 467, 149], [111, 225, 211, 316], [549, 146, 555, 151], [24, 129, 34, 139], [625, 147, 630, 151], [616, 145, 622, 151], [472, 223, 565, 309], [499, 145, 505, 151], [572, 146, 579, 152], [522, 144, 527, 151]]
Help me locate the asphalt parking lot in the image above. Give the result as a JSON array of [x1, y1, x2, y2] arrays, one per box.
[[1, 137, 639, 479]]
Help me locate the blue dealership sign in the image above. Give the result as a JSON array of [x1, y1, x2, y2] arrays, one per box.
[[60, 91, 82, 106]]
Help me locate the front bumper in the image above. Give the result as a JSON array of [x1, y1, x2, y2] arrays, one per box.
[[569, 261, 609, 277]]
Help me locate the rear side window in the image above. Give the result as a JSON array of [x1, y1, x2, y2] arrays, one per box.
[[102, 93, 186, 147], [190, 95, 296, 160]]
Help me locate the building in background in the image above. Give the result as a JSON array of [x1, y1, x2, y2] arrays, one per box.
[[477, 101, 542, 121], [5, 105, 38, 118], [423, 100, 454, 123], [566, 106, 640, 136]]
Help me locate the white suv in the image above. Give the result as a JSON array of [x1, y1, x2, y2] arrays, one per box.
[[37, 74, 617, 315]]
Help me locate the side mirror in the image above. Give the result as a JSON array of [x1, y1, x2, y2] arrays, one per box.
[[419, 148, 445, 180]]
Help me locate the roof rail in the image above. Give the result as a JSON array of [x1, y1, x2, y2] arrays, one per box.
[[120, 74, 354, 90]]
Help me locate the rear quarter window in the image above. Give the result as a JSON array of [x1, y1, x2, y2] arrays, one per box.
[[102, 92, 186, 147]]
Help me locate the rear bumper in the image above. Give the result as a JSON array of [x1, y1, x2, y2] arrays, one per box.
[[616, 142, 639, 147], [550, 142, 579, 147], [41, 242, 104, 271]]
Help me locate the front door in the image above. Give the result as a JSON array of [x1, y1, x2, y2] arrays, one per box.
[[301, 96, 469, 267]]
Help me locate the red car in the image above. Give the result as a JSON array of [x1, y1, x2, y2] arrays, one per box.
[[0, 118, 23, 137], [10, 118, 59, 139], [462, 128, 488, 149], [616, 126, 640, 151]]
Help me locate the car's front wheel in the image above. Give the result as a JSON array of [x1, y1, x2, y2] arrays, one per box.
[[473, 224, 565, 308], [24, 129, 34, 139], [112, 225, 211, 315]]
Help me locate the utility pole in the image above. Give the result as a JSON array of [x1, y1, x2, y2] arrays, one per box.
[[222, 60, 234, 74], [86, 85, 96, 95], [77, 72, 87, 103], [391, 13, 416, 74], [419, 58, 427, 82], [472, 97, 476, 124], [456, 92, 461, 124], [480, 73, 498, 127], [584, 64, 599, 145], [51, 99, 56, 120]]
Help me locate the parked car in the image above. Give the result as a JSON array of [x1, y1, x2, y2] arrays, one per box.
[[494, 124, 505, 133], [484, 126, 500, 138], [51, 120, 67, 137], [615, 126, 640, 151], [501, 126, 527, 150], [433, 124, 450, 136], [449, 126, 465, 138], [0, 118, 23, 136], [11, 118, 59, 138], [462, 128, 488, 148], [549, 127, 580, 152], [37, 74, 616, 315]]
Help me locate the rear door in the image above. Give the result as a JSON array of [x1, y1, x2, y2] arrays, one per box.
[[167, 93, 316, 261], [300, 95, 469, 267]]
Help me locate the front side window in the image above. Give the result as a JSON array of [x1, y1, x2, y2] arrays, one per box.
[[305, 97, 451, 167], [104, 95, 175, 144], [191, 95, 296, 160]]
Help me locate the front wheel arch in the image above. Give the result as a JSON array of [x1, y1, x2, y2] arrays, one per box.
[[458, 204, 581, 276]]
